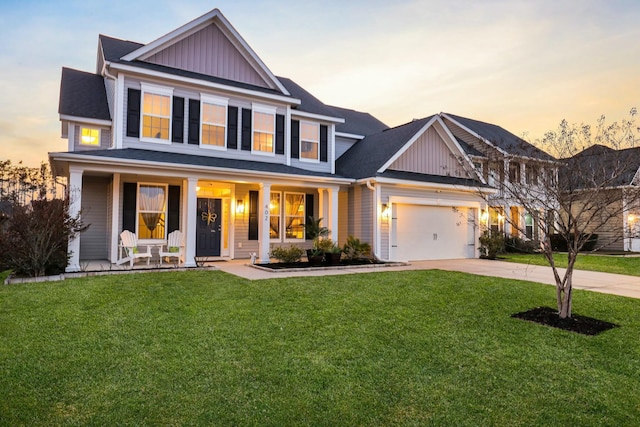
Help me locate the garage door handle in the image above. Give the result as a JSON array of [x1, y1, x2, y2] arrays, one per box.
[[433, 233, 438, 240]]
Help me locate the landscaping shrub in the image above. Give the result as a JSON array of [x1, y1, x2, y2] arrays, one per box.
[[504, 235, 537, 253], [270, 245, 304, 263], [549, 233, 598, 252], [342, 235, 372, 260], [479, 230, 504, 259]]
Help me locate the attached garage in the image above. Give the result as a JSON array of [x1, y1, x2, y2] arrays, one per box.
[[390, 203, 477, 261]]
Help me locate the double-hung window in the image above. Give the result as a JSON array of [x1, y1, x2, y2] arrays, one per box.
[[141, 83, 173, 143], [269, 192, 281, 239], [80, 127, 100, 146], [201, 94, 227, 149], [252, 105, 276, 154], [300, 122, 319, 161], [284, 192, 305, 240], [138, 183, 167, 240]]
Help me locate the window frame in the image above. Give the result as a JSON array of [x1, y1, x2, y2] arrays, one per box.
[[140, 83, 173, 145], [200, 94, 228, 151], [299, 121, 320, 163], [251, 104, 276, 156], [284, 192, 306, 241], [136, 182, 168, 242], [79, 126, 101, 146], [524, 212, 534, 239]]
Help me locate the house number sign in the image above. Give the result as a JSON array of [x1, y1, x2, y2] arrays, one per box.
[[264, 203, 270, 222]]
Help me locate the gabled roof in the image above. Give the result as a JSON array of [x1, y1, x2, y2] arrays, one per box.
[[565, 144, 640, 189], [119, 8, 289, 95], [50, 149, 350, 181], [58, 68, 111, 121], [336, 117, 435, 179], [443, 113, 555, 161], [99, 35, 142, 62]]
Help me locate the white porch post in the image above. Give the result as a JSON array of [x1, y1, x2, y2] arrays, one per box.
[[184, 177, 198, 267], [109, 173, 121, 263], [66, 168, 83, 272], [258, 182, 272, 263], [327, 187, 339, 242]]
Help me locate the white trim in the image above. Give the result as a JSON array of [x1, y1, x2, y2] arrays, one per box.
[[109, 62, 300, 106], [285, 105, 292, 166], [432, 116, 486, 184], [139, 83, 174, 145], [335, 131, 365, 140], [330, 124, 336, 175], [283, 191, 306, 242], [110, 173, 121, 262], [114, 73, 125, 149], [136, 182, 169, 242], [377, 116, 438, 173], [79, 126, 101, 146], [298, 121, 320, 163], [388, 195, 483, 209], [290, 109, 345, 124], [355, 177, 496, 195], [49, 152, 354, 184], [199, 94, 229, 151], [251, 104, 277, 156], [269, 191, 282, 242], [59, 115, 112, 127]]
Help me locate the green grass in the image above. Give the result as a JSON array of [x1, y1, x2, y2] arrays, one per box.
[[1, 270, 640, 426], [501, 252, 640, 276]]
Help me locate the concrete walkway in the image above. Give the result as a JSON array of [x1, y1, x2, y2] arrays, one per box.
[[214, 258, 640, 299]]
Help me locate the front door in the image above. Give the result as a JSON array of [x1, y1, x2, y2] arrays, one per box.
[[196, 198, 222, 257]]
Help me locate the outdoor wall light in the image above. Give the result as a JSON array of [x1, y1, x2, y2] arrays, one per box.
[[381, 203, 390, 220], [236, 199, 245, 214]]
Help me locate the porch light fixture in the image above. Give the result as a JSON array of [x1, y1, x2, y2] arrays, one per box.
[[480, 210, 489, 223], [381, 203, 390, 220], [629, 214, 636, 223], [236, 199, 245, 214]]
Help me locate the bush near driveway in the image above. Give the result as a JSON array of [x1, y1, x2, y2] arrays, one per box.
[[1, 270, 639, 426]]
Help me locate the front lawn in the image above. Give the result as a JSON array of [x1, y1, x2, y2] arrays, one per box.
[[1, 270, 639, 426], [501, 252, 640, 276]]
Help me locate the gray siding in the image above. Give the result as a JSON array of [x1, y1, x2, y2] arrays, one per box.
[[233, 183, 260, 259], [145, 23, 271, 89], [335, 136, 358, 160], [104, 76, 115, 121], [389, 127, 468, 178], [347, 184, 373, 247], [80, 176, 110, 260], [73, 125, 112, 151]]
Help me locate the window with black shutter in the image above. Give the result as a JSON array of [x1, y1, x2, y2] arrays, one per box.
[[305, 193, 315, 240], [227, 106, 238, 149], [188, 99, 200, 145], [275, 114, 285, 154], [171, 97, 184, 143], [241, 109, 252, 151], [320, 125, 328, 162], [248, 190, 258, 240], [126, 89, 141, 138], [167, 185, 181, 233], [290, 119, 300, 159], [122, 182, 137, 232]]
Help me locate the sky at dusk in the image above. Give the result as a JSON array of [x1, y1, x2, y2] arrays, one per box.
[[1, 0, 638, 166]]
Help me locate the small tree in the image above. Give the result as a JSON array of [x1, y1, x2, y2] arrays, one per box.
[[465, 109, 640, 318]]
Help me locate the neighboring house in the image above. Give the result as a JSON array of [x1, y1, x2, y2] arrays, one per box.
[[440, 113, 558, 241], [565, 144, 640, 251], [51, 8, 549, 270]]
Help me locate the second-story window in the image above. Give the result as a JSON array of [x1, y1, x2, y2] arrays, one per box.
[[201, 95, 228, 149], [300, 122, 319, 161], [80, 127, 100, 146], [141, 83, 173, 144], [252, 105, 276, 154], [508, 163, 520, 183]]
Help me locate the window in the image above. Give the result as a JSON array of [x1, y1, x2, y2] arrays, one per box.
[[284, 193, 305, 239], [526, 165, 539, 185], [508, 163, 520, 183], [201, 94, 227, 148], [269, 192, 281, 239], [300, 122, 319, 161], [524, 213, 534, 239], [80, 127, 100, 146], [489, 207, 504, 234], [253, 106, 275, 154], [138, 184, 167, 240], [141, 84, 172, 143]]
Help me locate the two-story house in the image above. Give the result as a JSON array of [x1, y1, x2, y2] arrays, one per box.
[[51, 8, 541, 270]]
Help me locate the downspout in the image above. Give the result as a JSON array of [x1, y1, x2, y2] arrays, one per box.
[[101, 62, 117, 148]]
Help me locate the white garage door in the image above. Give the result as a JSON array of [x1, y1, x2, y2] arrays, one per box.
[[391, 204, 475, 261]]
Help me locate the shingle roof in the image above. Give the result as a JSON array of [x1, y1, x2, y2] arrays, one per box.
[[329, 105, 389, 136], [336, 117, 434, 179], [53, 148, 349, 180], [444, 113, 555, 161], [99, 34, 143, 61], [380, 170, 487, 187], [58, 68, 111, 120], [564, 144, 640, 189], [454, 137, 484, 157]]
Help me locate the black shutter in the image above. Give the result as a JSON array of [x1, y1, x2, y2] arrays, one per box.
[[275, 114, 285, 155], [126, 88, 141, 138], [188, 99, 200, 145], [167, 185, 181, 233], [122, 182, 137, 232], [290, 119, 300, 159], [305, 194, 315, 240], [227, 106, 238, 149], [241, 108, 252, 151], [248, 190, 258, 240], [172, 97, 184, 143], [320, 125, 328, 162]]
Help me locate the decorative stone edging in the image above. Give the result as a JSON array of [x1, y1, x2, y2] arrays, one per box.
[[249, 261, 408, 273]]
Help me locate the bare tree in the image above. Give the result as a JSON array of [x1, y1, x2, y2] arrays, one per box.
[[467, 109, 639, 318]]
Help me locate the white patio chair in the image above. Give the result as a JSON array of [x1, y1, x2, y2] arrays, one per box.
[[159, 230, 184, 266], [116, 230, 152, 268]]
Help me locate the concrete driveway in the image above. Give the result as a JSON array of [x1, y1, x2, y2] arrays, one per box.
[[214, 258, 640, 299]]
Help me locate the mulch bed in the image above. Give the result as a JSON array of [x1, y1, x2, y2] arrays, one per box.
[[256, 259, 387, 270], [512, 306, 618, 336]]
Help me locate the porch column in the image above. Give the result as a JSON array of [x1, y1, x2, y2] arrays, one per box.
[[109, 173, 121, 263], [258, 182, 272, 263], [184, 177, 198, 267], [327, 187, 339, 242], [66, 168, 83, 272]]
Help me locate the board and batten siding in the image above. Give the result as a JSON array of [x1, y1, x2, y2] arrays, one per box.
[[80, 176, 110, 260], [389, 127, 467, 178], [145, 23, 270, 89]]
